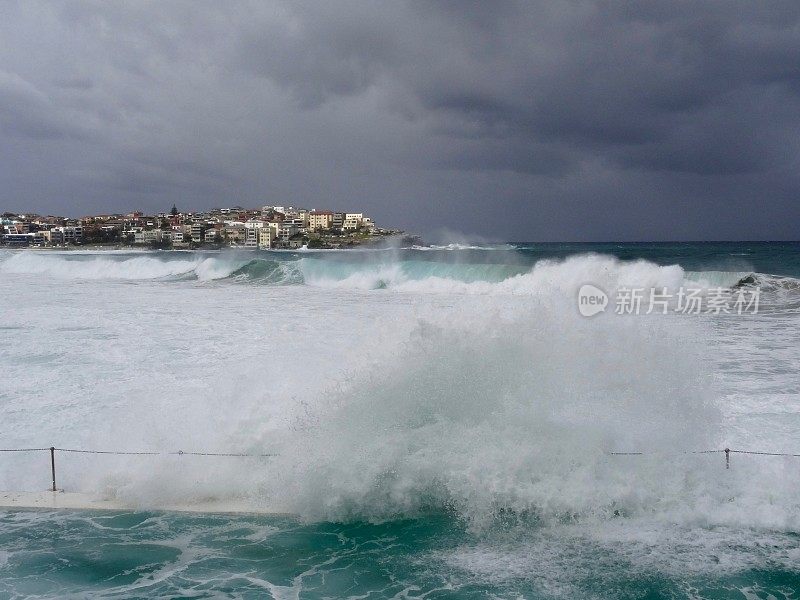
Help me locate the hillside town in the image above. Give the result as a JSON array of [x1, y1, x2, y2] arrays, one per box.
[[0, 205, 404, 249]]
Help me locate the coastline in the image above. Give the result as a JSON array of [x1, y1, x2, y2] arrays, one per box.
[[1, 232, 417, 252]]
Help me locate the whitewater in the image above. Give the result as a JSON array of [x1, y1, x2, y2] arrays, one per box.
[[1, 243, 799, 598]]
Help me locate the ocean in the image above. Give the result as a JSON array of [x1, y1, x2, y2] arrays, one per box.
[[1, 242, 799, 599]]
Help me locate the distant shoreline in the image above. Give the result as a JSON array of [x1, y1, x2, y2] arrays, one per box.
[[2, 232, 421, 252]]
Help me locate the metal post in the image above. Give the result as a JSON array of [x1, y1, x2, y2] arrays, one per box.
[[50, 447, 56, 491], [725, 448, 730, 470]]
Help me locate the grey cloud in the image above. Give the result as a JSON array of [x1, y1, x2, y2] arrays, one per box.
[[237, 2, 399, 107], [1, 1, 800, 239], [54, 77, 95, 90], [0, 70, 85, 140], [233, 1, 800, 180]]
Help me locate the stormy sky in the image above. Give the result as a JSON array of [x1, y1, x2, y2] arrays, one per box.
[[1, 1, 800, 241]]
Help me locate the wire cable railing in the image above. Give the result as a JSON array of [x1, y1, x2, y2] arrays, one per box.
[[1, 446, 279, 491], [1, 446, 799, 492]]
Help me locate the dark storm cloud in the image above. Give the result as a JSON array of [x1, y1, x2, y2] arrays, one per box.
[[0, 70, 88, 140], [239, 1, 800, 176], [1, 1, 800, 239]]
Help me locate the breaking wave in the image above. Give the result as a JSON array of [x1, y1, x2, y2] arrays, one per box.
[[734, 272, 800, 293], [4, 249, 800, 320], [5, 244, 800, 599], [4, 249, 798, 531], [0, 250, 299, 284], [86, 253, 798, 531], [5, 249, 796, 295]]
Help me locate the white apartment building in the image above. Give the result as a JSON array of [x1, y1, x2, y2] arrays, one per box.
[[282, 217, 306, 231], [265, 221, 280, 238], [343, 213, 363, 231], [258, 228, 274, 249], [62, 225, 83, 243], [134, 230, 165, 244], [244, 227, 259, 248], [49, 229, 65, 244], [277, 224, 300, 241], [223, 225, 246, 243], [298, 209, 310, 227], [190, 223, 206, 243]]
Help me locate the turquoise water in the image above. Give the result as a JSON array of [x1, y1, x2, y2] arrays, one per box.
[[2, 510, 799, 599], [2, 242, 800, 598]]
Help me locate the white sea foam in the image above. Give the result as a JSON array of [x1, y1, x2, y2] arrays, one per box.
[[0, 250, 266, 282], [438, 519, 800, 596], [297, 253, 688, 296], [1, 250, 799, 537], [1, 251, 203, 280], [0, 249, 782, 297]]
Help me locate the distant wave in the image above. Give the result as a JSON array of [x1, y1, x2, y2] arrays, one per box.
[[684, 270, 753, 289], [733, 272, 800, 293], [5, 250, 800, 306]]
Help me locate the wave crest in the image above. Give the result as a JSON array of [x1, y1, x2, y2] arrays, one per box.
[[4, 250, 791, 300]]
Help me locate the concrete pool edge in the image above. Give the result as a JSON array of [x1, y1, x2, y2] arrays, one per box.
[[0, 491, 295, 516]]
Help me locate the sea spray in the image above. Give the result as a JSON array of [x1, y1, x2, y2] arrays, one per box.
[[3, 249, 800, 532], [3, 244, 800, 597], [254, 287, 721, 526]]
